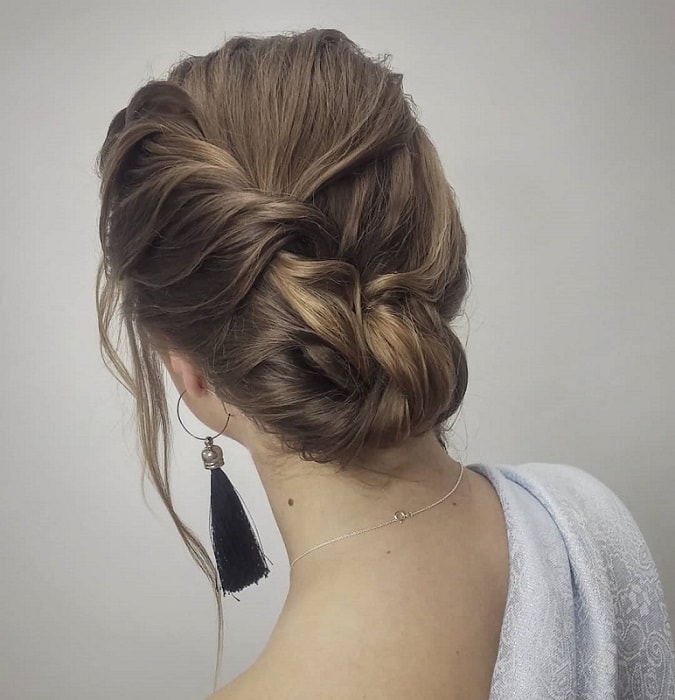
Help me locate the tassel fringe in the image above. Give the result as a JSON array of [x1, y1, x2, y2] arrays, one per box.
[[209, 467, 271, 596]]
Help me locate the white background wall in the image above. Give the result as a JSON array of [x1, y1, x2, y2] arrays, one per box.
[[1, 1, 673, 698]]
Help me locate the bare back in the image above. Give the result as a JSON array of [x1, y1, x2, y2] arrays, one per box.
[[217, 468, 510, 699]]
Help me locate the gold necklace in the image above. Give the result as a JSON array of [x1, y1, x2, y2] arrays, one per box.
[[290, 463, 466, 568]]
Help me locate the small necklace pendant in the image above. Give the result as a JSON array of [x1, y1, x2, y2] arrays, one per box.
[[394, 510, 412, 522]]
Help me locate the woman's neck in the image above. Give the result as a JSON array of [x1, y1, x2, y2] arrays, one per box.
[[245, 430, 465, 592]]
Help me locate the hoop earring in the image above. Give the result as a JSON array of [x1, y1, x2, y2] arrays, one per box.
[[176, 390, 271, 599]]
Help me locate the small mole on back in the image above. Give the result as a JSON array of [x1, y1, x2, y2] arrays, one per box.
[[452, 501, 457, 506], [288, 498, 294, 506], [386, 549, 391, 554]]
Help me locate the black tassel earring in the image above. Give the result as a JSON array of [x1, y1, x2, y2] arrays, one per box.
[[176, 390, 272, 599]]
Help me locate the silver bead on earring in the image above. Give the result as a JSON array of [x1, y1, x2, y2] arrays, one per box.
[[201, 437, 224, 470]]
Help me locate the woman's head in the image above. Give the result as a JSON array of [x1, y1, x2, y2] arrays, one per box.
[[95, 25, 469, 593]]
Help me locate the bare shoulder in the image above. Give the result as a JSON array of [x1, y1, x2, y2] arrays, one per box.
[[206, 666, 270, 700], [205, 654, 373, 700], [205, 648, 357, 700], [206, 664, 272, 700], [206, 646, 317, 700]]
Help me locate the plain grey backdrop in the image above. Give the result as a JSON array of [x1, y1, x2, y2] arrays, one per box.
[[1, 1, 673, 698]]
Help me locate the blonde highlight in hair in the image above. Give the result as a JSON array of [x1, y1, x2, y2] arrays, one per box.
[[95, 27, 469, 682]]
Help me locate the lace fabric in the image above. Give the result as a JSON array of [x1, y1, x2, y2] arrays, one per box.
[[467, 462, 675, 699]]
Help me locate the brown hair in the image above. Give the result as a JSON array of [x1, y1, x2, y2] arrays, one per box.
[[95, 27, 469, 674]]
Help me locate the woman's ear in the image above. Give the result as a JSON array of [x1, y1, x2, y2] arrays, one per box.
[[165, 351, 209, 399]]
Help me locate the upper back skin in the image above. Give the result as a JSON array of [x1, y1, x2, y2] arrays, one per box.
[[211, 468, 510, 700]]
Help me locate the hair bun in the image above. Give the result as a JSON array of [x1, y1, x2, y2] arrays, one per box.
[[262, 253, 467, 457], [97, 28, 469, 471]]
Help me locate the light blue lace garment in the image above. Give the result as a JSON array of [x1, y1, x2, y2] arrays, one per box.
[[467, 462, 675, 699]]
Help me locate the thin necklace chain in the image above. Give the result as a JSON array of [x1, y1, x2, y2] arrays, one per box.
[[290, 462, 466, 569]]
